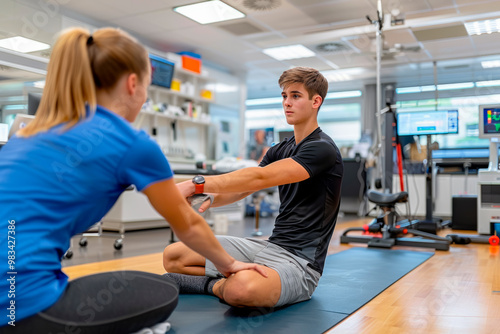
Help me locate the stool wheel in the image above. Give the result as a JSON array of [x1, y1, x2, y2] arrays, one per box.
[[114, 239, 123, 250], [79, 237, 88, 247], [63, 249, 73, 259]]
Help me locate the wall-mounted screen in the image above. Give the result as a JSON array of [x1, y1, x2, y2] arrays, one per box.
[[27, 92, 42, 115], [397, 110, 459, 136], [150, 54, 175, 89], [478, 105, 500, 139]]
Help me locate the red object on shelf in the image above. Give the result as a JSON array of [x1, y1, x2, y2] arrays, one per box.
[[181, 55, 201, 74]]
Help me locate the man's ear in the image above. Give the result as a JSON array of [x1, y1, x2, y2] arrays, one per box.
[[125, 73, 138, 95], [312, 94, 322, 109]]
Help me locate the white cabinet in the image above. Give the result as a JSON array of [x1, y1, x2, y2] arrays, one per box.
[[393, 174, 478, 217], [102, 188, 166, 231]]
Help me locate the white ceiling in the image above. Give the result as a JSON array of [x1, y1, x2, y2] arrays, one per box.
[[3, 0, 500, 99]]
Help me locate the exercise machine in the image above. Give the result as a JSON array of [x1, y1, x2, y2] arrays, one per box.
[[341, 189, 450, 250]]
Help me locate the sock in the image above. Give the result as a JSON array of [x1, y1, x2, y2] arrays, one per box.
[[163, 273, 220, 296]]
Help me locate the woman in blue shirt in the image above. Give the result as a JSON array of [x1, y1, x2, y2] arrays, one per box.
[[0, 27, 265, 333]]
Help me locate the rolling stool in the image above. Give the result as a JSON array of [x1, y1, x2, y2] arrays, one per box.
[[341, 189, 450, 251], [63, 186, 134, 259], [63, 220, 125, 259]]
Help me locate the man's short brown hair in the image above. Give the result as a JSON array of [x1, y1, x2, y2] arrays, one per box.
[[278, 67, 328, 110]]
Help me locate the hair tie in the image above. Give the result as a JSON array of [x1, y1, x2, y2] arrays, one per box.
[[86, 35, 94, 46]]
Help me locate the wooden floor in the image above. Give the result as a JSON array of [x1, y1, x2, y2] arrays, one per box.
[[63, 218, 500, 334]]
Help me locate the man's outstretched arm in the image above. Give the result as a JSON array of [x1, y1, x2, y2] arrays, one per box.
[[197, 158, 309, 195]]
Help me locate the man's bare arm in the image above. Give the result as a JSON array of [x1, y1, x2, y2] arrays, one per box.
[[205, 158, 309, 194]]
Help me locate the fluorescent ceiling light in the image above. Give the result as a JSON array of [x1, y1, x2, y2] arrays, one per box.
[[322, 68, 366, 82], [437, 82, 474, 90], [396, 87, 422, 94], [0, 96, 24, 103], [325, 90, 362, 99], [322, 71, 351, 82], [396, 86, 436, 94], [476, 80, 500, 87], [3, 105, 26, 111], [245, 108, 283, 119], [0, 36, 50, 53], [481, 60, 500, 68], [173, 0, 245, 24], [262, 44, 315, 61], [246, 97, 282, 106], [465, 18, 500, 35], [396, 80, 478, 94], [420, 85, 436, 92], [33, 80, 46, 89]]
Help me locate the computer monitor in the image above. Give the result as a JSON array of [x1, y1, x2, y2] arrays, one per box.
[[27, 93, 42, 115], [8, 114, 35, 139], [278, 130, 294, 142], [149, 54, 175, 89], [397, 110, 459, 136], [478, 105, 500, 139]]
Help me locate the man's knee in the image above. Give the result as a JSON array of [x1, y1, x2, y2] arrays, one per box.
[[163, 243, 183, 272], [222, 272, 255, 306], [222, 271, 277, 307]]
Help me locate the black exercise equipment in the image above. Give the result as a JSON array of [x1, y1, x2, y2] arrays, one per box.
[[341, 189, 450, 251]]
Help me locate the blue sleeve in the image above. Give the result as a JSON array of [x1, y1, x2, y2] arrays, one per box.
[[292, 141, 337, 177], [117, 132, 173, 191]]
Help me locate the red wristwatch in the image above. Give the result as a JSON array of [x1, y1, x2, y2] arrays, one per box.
[[192, 175, 205, 194]]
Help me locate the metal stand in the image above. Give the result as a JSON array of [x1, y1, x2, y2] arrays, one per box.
[[251, 192, 265, 236]]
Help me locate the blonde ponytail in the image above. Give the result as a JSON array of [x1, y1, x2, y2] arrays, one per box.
[[19, 28, 96, 137], [18, 27, 149, 137]]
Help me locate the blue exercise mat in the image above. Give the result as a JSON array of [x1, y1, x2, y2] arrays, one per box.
[[168, 248, 433, 334]]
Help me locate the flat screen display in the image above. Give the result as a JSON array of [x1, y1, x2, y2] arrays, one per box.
[[27, 93, 41, 115], [397, 110, 459, 136], [150, 54, 175, 89], [478, 105, 500, 139]]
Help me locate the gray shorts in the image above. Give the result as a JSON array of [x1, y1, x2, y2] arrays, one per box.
[[205, 236, 321, 307]]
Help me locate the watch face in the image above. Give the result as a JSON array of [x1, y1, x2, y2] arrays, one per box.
[[193, 175, 205, 184]]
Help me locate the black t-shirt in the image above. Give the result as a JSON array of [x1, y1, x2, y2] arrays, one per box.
[[259, 127, 343, 274]]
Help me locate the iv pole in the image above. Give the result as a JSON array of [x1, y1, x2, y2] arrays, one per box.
[[367, 0, 385, 190]]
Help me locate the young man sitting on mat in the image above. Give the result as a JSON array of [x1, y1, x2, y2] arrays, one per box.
[[163, 67, 344, 308]]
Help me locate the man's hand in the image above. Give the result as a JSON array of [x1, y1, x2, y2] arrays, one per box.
[[216, 260, 268, 278], [177, 180, 195, 198], [198, 195, 213, 213]]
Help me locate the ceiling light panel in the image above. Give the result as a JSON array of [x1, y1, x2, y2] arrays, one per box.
[[173, 0, 245, 25], [0, 36, 50, 53], [465, 18, 500, 36], [481, 60, 500, 68], [262, 44, 315, 60]]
